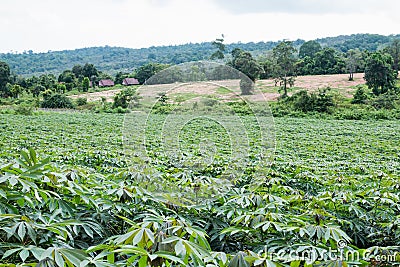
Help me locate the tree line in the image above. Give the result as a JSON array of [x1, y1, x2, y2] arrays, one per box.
[[1, 34, 399, 77], [0, 37, 399, 101]]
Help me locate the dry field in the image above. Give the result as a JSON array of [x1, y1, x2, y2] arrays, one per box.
[[69, 73, 366, 103]]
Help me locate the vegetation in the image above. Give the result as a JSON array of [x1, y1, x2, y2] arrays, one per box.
[[1, 33, 400, 265], [0, 112, 400, 266], [271, 41, 297, 97], [364, 52, 398, 95], [1, 34, 399, 77], [0, 61, 11, 97], [228, 48, 262, 95], [41, 93, 74, 109], [210, 35, 226, 60]]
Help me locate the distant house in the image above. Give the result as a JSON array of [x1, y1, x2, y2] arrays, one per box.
[[122, 78, 139, 86], [99, 79, 115, 87]]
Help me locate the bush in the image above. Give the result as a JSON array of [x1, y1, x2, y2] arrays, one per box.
[[370, 91, 398, 109], [41, 94, 75, 109], [76, 97, 88, 106], [15, 103, 34, 115], [351, 86, 369, 104], [113, 88, 138, 108], [42, 89, 53, 100], [201, 98, 218, 107], [285, 88, 335, 113]]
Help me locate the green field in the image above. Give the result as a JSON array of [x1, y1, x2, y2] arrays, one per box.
[[1, 113, 400, 266]]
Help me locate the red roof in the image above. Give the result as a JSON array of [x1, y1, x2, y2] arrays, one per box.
[[99, 79, 114, 87], [122, 78, 139, 85]]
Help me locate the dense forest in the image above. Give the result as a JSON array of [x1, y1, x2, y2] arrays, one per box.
[[1, 33, 399, 76]]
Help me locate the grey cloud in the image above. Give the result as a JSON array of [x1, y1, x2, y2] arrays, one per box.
[[212, 0, 395, 15]]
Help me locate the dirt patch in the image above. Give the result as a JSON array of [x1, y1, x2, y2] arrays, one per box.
[[69, 73, 366, 103], [69, 89, 122, 102]]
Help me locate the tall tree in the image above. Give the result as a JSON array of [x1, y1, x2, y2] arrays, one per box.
[[72, 65, 84, 77], [299, 40, 322, 59], [314, 47, 345, 74], [133, 63, 169, 84], [345, 49, 363, 81], [272, 41, 297, 98], [385, 39, 400, 72], [228, 48, 263, 95], [364, 52, 397, 95], [82, 63, 98, 78], [210, 34, 226, 60], [0, 61, 11, 98]]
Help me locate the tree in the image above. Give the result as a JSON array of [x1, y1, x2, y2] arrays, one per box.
[[31, 85, 45, 98], [210, 34, 226, 60], [313, 48, 345, 74], [364, 52, 397, 95], [10, 84, 23, 98], [58, 70, 76, 91], [39, 74, 57, 89], [299, 40, 322, 59], [271, 41, 297, 98], [72, 64, 83, 77], [82, 77, 90, 92], [134, 63, 169, 84], [384, 39, 400, 72], [115, 72, 128, 85], [0, 61, 11, 97], [56, 83, 67, 94], [345, 49, 363, 81], [228, 48, 263, 95], [82, 63, 98, 78]]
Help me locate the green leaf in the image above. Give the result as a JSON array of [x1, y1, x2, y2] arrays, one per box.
[[174, 240, 185, 255], [19, 249, 29, 262], [2, 248, 22, 260], [154, 251, 185, 265], [17, 223, 26, 241], [138, 256, 148, 267], [59, 248, 88, 266], [132, 229, 144, 246], [29, 148, 37, 164], [54, 250, 65, 267]]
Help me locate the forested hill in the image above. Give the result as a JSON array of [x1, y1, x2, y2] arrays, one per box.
[[1, 33, 399, 76]]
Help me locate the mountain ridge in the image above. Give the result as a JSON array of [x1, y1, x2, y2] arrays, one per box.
[[1, 33, 399, 77]]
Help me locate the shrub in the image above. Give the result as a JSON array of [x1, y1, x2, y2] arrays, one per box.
[[286, 88, 335, 113], [370, 91, 399, 109], [201, 98, 218, 107], [76, 97, 88, 106], [351, 86, 369, 104], [15, 103, 34, 115], [42, 89, 53, 100], [113, 88, 138, 108], [41, 94, 75, 109]]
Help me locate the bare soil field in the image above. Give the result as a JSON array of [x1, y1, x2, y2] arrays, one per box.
[[69, 73, 366, 103]]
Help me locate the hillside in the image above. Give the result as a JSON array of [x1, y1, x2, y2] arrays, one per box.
[[1, 33, 399, 77]]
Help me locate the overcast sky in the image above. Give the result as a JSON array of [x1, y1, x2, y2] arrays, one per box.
[[0, 0, 399, 53]]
